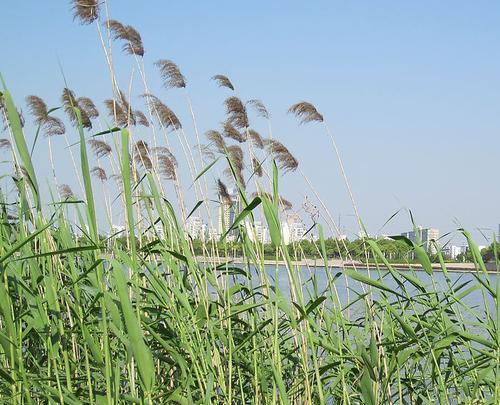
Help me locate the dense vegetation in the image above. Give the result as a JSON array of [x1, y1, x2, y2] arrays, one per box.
[[0, 1, 498, 404], [189, 238, 498, 263]]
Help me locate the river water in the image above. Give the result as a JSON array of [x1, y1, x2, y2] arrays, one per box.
[[238, 265, 498, 313]]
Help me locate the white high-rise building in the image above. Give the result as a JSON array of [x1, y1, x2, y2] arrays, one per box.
[[186, 216, 204, 240], [282, 213, 306, 244], [207, 227, 219, 241], [218, 188, 241, 241], [244, 220, 271, 244], [401, 227, 439, 253], [442, 245, 466, 259]]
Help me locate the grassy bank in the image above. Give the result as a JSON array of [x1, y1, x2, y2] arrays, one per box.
[[0, 1, 498, 404]]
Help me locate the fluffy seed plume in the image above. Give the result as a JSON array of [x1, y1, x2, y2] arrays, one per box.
[[88, 139, 112, 158], [248, 129, 264, 149], [104, 90, 136, 126], [104, 99, 127, 127], [133, 140, 153, 171], [143, 94, 182, 131], [155, 59, 186, 89], [247, 99, 270, 119], [265, 139, 298, 173], [58, 184, 75, 200], [217, 179, 232, 204], [212, 75, 234, 91], [225, 145, 245, 185], [77, 97, 99, 119], [107, 19, 144, 56], [72, 0, 99, 25], [225, 96, 249, 129], [252, 157, 263, 177], [264, 139, 289, 155], [61, 88, 92, 129], [134, 110, 149, 127], [90, 166, 107, 181], [222, 121, 245, 143], [205, 130, 226, 152], [25, 95, 48, 125], [44, 116, 66, 136], [154, 147, 178, 167], [288, 101, 323, 124], [158, 154, 177, 180], [0, 138, 11, 150], [26, 95, 66, 136]]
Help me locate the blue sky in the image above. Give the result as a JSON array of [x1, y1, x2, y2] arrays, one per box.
[[1, 1, 499, 243]]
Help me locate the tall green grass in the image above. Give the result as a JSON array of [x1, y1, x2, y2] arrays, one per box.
[[0, 3, 498, 403]]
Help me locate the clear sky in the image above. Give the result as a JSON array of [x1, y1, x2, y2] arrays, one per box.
[[1, 1, 499, 244]]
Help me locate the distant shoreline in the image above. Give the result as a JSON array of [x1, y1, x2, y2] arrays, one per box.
[[196, 256, 498, 273]]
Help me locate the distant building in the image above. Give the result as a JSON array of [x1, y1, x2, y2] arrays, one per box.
[[282, 213, 306, 244], [207, 227, 219, 241], [442, 245, 466, 259], [401, 227, 439, 253], [218, 188, 241, 241], [245, 220, 271, 244], [186, 216, 204, 240]]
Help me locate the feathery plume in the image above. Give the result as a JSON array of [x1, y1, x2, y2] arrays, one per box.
[[226, 145, 245, 185], [107, 19, 144, 56], [77, 97, 99, 119], [252, 157, 263, 177], [58, 184, 75, 200], [155, 59, 186, 89], [117, 90, 132, 118], [104, 99, 128, 127], [158, 154, 177, 180], [288, 101, 323, 124], [265, 139, 298, 173], [154, 146, 178, 167], [44, 116, 66, 136], [104, 90, 136, 126], [88, 139, 112, 158], [25, 95, 48, 125], [133, 140, 153, 170], [143, 94, 182, 131], [72, 0, 99, 25], [278, 152, 298, 173], [248, 129, 264, 149], [264, 139, 289, 155], [247, 99, 270, 119], [134, 110, 149, 127], [61, 88, 92, 129], [212, 74, 234, 91], [217, 179, 232, 204], [222, 121, 245, 143], [205, 130, 226, 152], [0, 138, 11, 150], [26, 95, 66, 136], [225, 96, 249, 129], [90, 166, 107, 181]]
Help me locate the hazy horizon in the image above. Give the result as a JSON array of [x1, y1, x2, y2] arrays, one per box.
[[1, 1, 499, 245]]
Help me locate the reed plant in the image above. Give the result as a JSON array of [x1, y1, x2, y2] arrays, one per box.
[[0, 1, 497, 403]]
